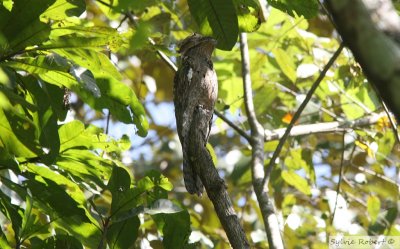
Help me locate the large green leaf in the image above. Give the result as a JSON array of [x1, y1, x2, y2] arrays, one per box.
[[107, 215, 140, 249], [0, 108, 41, 158], [187, 0, 239, 50], [0, 0, 53, 56], [57, 149, 114, 187], [152, 211, 191, 249], [22, 76, 60, 164], [27, 163, 86, 205], [267, 0, 318, 19], [41, 0, 86, 21], [4, 55, 148, 136]]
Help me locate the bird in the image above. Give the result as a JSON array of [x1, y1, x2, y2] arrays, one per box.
[[173, 33, 218, 196]]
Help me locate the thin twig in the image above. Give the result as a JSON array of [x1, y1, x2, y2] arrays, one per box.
[[381, 101, 400, 144], [263, 43, 344, 185], [213, 109, 252, 142]]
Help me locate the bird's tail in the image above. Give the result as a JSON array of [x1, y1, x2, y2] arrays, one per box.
[[183, 158, 204, 196]]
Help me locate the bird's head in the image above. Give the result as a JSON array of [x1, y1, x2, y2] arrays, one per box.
[[178, 33, 217, 58]]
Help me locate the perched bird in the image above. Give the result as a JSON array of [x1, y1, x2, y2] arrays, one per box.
[[173, 33, 218, 196]]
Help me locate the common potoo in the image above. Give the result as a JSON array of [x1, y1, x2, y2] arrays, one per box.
[[173, 33, 218, 196]]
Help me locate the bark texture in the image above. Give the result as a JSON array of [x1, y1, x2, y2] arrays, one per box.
[[188, 106, 250, 249]]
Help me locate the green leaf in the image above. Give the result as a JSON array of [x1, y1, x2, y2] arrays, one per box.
[[22, 76, 60, 164], [0, 232, 12, 249], [234, 0, 261, 32], [107, 215, 140, 249], [284, 149, 307, 170], [116, 0, 157, 12], [20, 194, 50, 242], [27, 163, 86, 205], [376, 131, 395, 161], [59, 120, 88, 151], [1, 0, 13, 12], [153, 211, 191, 249], [272, 48, 297, 83], [281, 170, 311, 195], [108, 166, 131, 194], [137, 176, 155, 192], [367, 195, 381, 224], [26, 176, 88, 219], [53, 48, 122, 81], [0, 0, 52, 55], [110, 188, 144, 216], [129, 21, 152, 52], [57, 149, 113, 187], [188, 0, 239, 50], [0, 108, 41, 158], [267, 0, 318, 19], [41, 0, 86, 21], [0, 189, 22, 240]]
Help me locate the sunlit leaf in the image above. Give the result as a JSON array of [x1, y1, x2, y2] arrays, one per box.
[[367, 195, 381, 224], [234, 0, 261, 32], [281, 170, 311, 195], [188, 0, 239, 50], [272, 48, 297, 83], [41, 0, 86, 21], [268, 0, 318, 19]]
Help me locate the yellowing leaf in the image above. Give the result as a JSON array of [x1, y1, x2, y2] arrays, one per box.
[[355, 140, 375, 158]]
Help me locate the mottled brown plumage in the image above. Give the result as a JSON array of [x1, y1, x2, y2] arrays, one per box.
[[173, 33, 218, 196]]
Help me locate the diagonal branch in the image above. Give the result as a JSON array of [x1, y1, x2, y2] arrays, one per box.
[[213, 109, 252, 142], [188, 107, 250, 249], [240, 32, 284, 249], [263, 43, 344, 185]]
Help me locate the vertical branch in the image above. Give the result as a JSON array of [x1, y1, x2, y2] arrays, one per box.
[[240, 32, 284, 249]]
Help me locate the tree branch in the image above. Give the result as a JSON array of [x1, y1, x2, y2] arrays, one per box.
[[264, 43, 344, 184], [188, 107, 250, 249], [326, 0, 400, 120], [264, 111, 388, 141], [240, 32, 284, 249]]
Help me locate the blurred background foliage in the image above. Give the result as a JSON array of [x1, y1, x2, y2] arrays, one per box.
[[0, 0, 399, 248]]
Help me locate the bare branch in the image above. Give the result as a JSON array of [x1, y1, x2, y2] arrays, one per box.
[[264, 43, 344, 184], [240, 32, 284, 249], [264, 112, 388, 141], [188, 107, 250, 249]]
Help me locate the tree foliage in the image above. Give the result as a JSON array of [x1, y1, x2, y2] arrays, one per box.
[[0, 0, 399, 248]]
